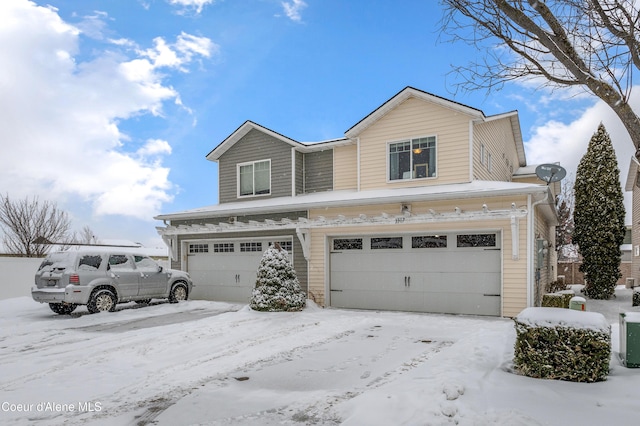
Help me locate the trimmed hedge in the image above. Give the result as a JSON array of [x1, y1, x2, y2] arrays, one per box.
[[541, 290, 575, 309], [514, 308, 611, 383], [541, 293, 565, 308]]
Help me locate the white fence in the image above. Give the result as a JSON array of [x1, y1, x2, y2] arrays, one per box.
[[0, 257, 43, 300], [0, 257, 171, 301]]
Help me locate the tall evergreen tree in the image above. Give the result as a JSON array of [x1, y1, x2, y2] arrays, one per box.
[[573, 124, 626, 299], [250, 243, 306, 312]]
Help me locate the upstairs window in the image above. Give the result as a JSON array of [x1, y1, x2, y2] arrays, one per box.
[[238, 159, 271, 197], [389, 136, 436, 181]]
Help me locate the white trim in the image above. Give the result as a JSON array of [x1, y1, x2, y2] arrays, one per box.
[[156, 181, 549, 222], [511, 215, 519, 260], [236, 159, 271, 198], [469, 120, 475, 182], [386, 135, 438, 183], [356, 137, 361, 191], [158, 207, 529, 237]]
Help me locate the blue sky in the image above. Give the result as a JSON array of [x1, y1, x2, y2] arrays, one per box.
[[1, 0, 636, 249]]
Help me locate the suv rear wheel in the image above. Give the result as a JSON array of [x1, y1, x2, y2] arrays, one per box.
[[87, 289, 117, 313], [49, 303, 77, 315]]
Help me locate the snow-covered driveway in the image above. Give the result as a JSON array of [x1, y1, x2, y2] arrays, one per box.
[[1, 296, 639, 425]]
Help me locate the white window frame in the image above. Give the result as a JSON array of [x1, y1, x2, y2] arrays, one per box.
[[387, 135, 437, 183], [237, 159, 271, 198]]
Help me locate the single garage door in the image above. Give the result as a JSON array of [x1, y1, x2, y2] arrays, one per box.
[[187, 237, 293, 303], [330, 232, 501, 316]]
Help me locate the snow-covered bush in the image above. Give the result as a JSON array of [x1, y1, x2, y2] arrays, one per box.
[[545, 277, 567, 294], [541, 289, 574, 309], [249, 243, 306, 312], [541, 293, 565, 309], [633, 290, 640, 307], [513, 308, 611, 383]]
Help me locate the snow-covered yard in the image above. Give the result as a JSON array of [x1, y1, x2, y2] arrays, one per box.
[[1, 288, 640, 425]]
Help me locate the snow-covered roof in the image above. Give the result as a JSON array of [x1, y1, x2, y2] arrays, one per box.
[[156, 180, 550, 221]]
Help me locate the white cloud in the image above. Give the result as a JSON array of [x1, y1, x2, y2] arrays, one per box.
[[168, 0, 215, 14], [0, 0, 215, 220], [281, 0, 307, 22]]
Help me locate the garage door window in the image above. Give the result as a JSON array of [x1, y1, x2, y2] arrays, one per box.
[[412, 235, 447, 248], [189, 244, 209, 254], [240, 242, 263, 252], [457, 234, 496, 247], [333, 238, 363, 250], [371, 237, 403, 249], [269, 241, 292, 252], [213, 243, 234, 253]]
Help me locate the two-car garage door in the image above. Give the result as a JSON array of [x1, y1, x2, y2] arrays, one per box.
[[329, 232, 501, 316]]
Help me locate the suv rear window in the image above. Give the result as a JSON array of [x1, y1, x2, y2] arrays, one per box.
[[38, 252, 75, 272], [78, 255, 102, 271]]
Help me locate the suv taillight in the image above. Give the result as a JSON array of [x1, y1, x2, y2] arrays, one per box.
[[69, 274, 80, 285]]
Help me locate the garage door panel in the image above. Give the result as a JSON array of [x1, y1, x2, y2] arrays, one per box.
[[330, 232, 502, 316], [424, 272, 500, 293], [332, 271, 413, 292], [187, 238, 287, 303], [332, 289, 424, 312]]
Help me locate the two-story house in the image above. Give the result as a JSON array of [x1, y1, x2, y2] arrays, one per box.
[[155, 87, 559, 317]]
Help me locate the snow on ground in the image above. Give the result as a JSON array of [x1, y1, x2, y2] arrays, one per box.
[[1, 287, 640, 425]]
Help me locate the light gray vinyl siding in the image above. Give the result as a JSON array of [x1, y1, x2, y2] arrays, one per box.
[[218, 129, 293, 203], [304, 150, 333, 193], [295, 151, 304, 195]]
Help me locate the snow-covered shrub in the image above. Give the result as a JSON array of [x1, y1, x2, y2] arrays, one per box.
[[541, 293, 565, 308], [633, 291, 640, 307], [541, 289, 574, 309], [249, 243, 306, 312], [513, 308, 611, 383], [545, 277, 567, 294]]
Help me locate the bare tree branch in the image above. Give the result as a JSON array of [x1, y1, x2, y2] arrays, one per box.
[[440, 0, 640, 156], [0, 194, 72, 257]]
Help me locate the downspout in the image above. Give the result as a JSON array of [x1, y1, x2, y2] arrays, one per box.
[[469, 119, 475, 182], [291, 147, 297, 197], [356, 137, 361, 191], [528, 188, 551, 307]]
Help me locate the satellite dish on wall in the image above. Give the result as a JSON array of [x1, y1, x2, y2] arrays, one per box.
[[535, 163, 567, 185]]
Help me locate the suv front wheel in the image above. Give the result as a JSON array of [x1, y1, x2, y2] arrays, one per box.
[[87, 289, 117, 313], [169, 282, 188, 303]]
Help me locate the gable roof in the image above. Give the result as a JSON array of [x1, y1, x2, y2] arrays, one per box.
[[625, 156, 640, 191], [344, 86, 485, 138], [206, 120, 352, 162]]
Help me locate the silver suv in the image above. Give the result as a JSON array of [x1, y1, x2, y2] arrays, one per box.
[[32, 250, 193, 314]]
